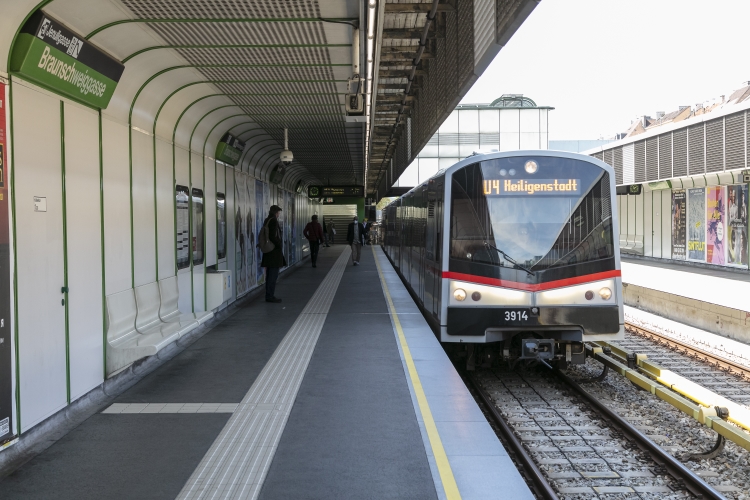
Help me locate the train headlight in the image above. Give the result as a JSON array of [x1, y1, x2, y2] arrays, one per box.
[[453, 288, 467, 301], [599, 287, 612, 300], [584, 290, 594, 300], [471, 291, 481, 301], [524, 160, 538, 174]]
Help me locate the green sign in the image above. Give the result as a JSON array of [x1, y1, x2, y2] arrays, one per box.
[[215, 132, 246, 166], [269, 165, 286, 184], [307, 185, 364, 198], [10, 11, 124, 109]]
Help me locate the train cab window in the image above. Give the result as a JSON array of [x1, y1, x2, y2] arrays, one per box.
[[450, 157, 614, 280], [175, 185, 190, 270], [192, 188, 204, 266], [217, 192, 226, 260]]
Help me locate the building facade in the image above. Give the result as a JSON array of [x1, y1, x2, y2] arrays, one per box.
[[586, 85, 750, 269], [394, 95, 553, 187]]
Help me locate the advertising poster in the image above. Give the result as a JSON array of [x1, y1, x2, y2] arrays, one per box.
[[255, 179, 266, 285], [671, 190, 686, 260], [234, 174, 248, 296], [0, 82, 16, 447], [706, 186, 725, 265], [687, 188, 705, 261], [727, 184, 748, 266], [283, 191, 291, 267], [245, 178, 255, 287], [290, 194, 297, 264]]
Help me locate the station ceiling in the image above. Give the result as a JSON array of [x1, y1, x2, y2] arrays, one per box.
[[1, 0, 538, 195]]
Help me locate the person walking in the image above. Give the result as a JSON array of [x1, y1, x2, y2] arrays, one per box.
[[327, 219, 336, 245], [303, 214, 324, 268], [322, 218, 330, 247], [260, 205, 286, 303], [347, 216, 366, 266]]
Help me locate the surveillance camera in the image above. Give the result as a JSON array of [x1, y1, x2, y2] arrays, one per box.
[[280, 150, 293, 164]]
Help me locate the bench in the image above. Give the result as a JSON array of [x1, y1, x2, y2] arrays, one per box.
[[105, 276, 214, 375], [619, 234, 644, 255], [158, 276, 214, 326]]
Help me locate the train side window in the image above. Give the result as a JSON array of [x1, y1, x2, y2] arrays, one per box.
[[216, 192, 226, 260], [192, 188, 204, 266], [176, 185, 190, 270]]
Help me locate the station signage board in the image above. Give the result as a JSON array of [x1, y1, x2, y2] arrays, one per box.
[[10, 11, 125, 109], [215, 132, 246, 166], [307, 185, 364, 198]]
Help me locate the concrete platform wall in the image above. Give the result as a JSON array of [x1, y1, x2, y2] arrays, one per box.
[[623, 283, 750, 344]]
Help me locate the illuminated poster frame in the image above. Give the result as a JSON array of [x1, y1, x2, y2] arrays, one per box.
[[175, 185, 190, 270]]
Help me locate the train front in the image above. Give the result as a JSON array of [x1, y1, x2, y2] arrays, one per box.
[[442, 151, 623, 367]]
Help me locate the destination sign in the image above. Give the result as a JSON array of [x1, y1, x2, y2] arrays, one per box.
[[483, 179, 580, 196], [307, 185, 364, 198]]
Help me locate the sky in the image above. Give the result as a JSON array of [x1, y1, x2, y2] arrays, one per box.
[[461, 0, 750, 141]]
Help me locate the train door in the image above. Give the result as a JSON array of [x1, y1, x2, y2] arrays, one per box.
[[424, 184, 437, 317], [416, 187, 427, 302], [434, 179, 444, 320]]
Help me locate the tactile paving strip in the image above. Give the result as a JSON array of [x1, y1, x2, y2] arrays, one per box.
[[177, 247, 351, 500]]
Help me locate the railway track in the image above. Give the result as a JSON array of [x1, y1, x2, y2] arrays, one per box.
[[468, 365, 717, 499], [624, 322, 750, 381]]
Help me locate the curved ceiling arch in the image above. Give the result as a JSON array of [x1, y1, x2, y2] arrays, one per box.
[[6, 0, 367, 189]]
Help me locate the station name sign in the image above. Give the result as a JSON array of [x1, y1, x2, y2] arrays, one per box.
[[307, 185, 364, 198], [10, 11, 125, 109], [483, 179, 580, 196], [215, 132, 246, 166]]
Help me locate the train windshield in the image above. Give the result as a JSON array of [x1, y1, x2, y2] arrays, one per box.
[[450, 156, 614, 279]]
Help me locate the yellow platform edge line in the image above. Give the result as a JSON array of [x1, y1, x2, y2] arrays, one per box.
[[372, 246, 462, 500]]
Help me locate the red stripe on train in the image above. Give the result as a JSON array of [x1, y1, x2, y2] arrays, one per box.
[[441, 270, 622, 292]]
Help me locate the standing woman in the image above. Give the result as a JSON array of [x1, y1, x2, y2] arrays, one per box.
[[261, 205, 286, 303]]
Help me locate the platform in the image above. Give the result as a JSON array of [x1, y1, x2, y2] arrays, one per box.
[[0, 245, 532, 500], [621, 257, 750, 343]]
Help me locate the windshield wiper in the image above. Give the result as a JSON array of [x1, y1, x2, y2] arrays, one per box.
[[485, 243, 535, 277]]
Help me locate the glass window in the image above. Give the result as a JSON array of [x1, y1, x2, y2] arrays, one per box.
[[217, 192, 226, 260], [175, 185, 190, 270], [479, 110, 500, 133], [438, 110, 459, 133], [192, 188, 204, 266], [450, 156, 614, 280], [458, 109, 479, 133]]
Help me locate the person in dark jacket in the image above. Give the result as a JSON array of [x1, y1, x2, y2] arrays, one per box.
[[260, 205, 286, 303], [303, 214, 324, 268], [346, 216, 366, 265]]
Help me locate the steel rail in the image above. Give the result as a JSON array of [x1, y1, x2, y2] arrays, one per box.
[[546, 363, 725, 500], [626, 322, 750, 380], [462, 372, 559, 500]]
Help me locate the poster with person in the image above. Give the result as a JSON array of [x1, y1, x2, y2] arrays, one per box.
[[687, 187, 705, 261], [671, 189, 686, 260], [245, 178, 255, 288], [234, 174, 248, 296], [255, 179, 266, 285], [727, 184, 748, 266], [290, 194, 297, 264], [706, 186, 725, 265]]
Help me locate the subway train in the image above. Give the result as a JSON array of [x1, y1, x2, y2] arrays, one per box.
[[382, 151, 624, 369]]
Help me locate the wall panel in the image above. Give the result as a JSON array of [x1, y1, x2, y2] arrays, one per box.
[[156, 138, 175, 279], [12, 81, 67, 430], [63, 103, 104, 400], [132, 131, 156, 286], [102, 117, 132, 295]]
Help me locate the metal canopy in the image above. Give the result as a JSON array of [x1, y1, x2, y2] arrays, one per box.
[[367, 0, 539, 198], [2, 0, 538, 194]]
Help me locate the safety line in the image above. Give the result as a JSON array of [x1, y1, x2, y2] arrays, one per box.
[[371, 245, 461, 500]]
